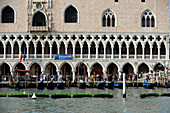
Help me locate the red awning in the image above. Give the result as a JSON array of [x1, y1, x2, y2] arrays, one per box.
[[15, 69, 34, 72]]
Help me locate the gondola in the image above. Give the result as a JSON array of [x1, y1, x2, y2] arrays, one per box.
[[78, 81, 86, 89], [47, 81, 55, 89], [96, 81, 105, 89], [143, 79, 155, 89], [114, 82, 123, 88], [57, 82, 65, 89], [106, 81, 114, 89], [37, 80, 44, 89]]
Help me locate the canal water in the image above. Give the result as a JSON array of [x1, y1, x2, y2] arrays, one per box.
[[0, 87, 169, 113]]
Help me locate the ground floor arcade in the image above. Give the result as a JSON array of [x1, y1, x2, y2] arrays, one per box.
[[0, 59, 169, 82]]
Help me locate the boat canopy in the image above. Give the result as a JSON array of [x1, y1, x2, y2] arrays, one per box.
[[15, 69, 34, 73]]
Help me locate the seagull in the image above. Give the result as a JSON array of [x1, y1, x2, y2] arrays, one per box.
[[23, 91, 26, 94]]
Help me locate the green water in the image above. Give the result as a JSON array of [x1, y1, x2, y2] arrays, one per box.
[[0, 87, 169, 113]]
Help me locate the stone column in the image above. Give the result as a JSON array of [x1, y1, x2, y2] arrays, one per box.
[[80, 46, 83, 59], [88, 46, 91, 59], [18, 45, 21, 59], [96, 46, 98, 59], [166, 45, 169, 60], [126, 45, 129, 59], [65, 45, 68, 54], [87, 69, 91, 78], [57, 70, 60, 82], [34, 46, 37, 58], [27, 46, 29, 59], [11, 71, 14, 82], [103, 71, 107, 81], [111, 46, 114, 59], [73, 45, 75, 58], [104, 45, 106, 59], [72, 70, 76, 82], [50, 46, 52, 59], [42, 45, 44, 59], [142, 46, 145, 59], [134, 46, 137, 59], [119, 45, 121, 59], [150, 46, 152, 59], [11, 45, 14, 59], [158, 45, 160, 59], [57, 46, 60, 54], [3, 46, 6, 59]]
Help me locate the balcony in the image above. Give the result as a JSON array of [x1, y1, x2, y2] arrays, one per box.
[[83, 54, 88, 58], [90, 54, 96, 58], [29, 26, 48, 32]]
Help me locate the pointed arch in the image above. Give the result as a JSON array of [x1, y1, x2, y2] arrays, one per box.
[[102, 15, 106, 27], [141, 16, 145, 27], [0, 41, 4, 55], [122, 63, 134, 77], [137, 42, 142, 55], [30, 63, 42, 75], [14, 62, 26, 76], [21, 41, 27, 54], [67, 41, 73, 54], [52, 41, 58, 54], [6, 42, 11, 54], [13, 42, 19, 54], [0, 63, 11, 76], [154, 63, 164, 72], [1, 5, 14, 23], [102, 9, 116, 27], [151, 16, 155, 27], [129, 42, 135, 54], [152, 42, 158, 55], [160, 42, 166, 55], [60, 41, 65, 54], [44, 41, 50, 54], [64, 5, 78, 23], [36, 41, 42, 54], [113, 41, 119, 54], [141, 10, 156, 27], [98, 42, 104, 54], [82, 41, 88, 54], [121, 42, 127, 54], [32, 11, 46, 26], [106, 42, 111, 54], [44, 62, 58, 75], [75, 41, 80, 54], [29, 41, 34, 55], [107, 63, 118, 80], [112, 15, 115, 27], [137, 63, 149, 74], [90, 41, 96, 54], [107, 15, 110, 27], [90, 62, 104, 76], [145, 42, 150, 55], [75, 62, 88, 81]]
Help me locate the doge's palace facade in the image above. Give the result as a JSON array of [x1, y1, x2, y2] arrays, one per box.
[[0, 0, 169, 81]]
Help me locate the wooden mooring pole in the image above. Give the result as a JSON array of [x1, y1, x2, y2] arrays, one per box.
[[123, 73, 126, 98]]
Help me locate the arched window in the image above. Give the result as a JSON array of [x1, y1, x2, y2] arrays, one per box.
[[32, 12, 46, 26], [102, 9, 115, 27], [141, 10, 156, 27], [64, 6, 78, 23], [2, 6, 14, 23]]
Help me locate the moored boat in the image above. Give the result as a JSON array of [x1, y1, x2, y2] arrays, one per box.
[[96, 81, 105, 89], [143, 79, 155, 89]]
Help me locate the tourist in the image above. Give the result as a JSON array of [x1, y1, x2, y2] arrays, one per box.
[[105, 74, 107, 81], [59, 74, 62, 82], [3, 75, 6, 81]]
